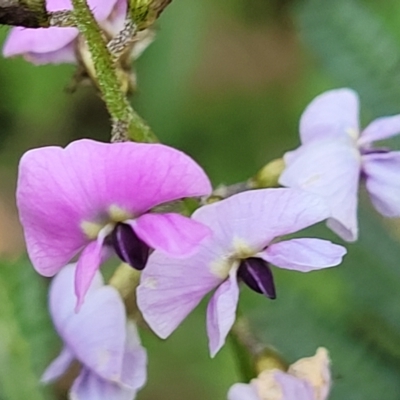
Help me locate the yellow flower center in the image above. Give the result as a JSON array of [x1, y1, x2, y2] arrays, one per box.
[[81, 205, 134, 239]]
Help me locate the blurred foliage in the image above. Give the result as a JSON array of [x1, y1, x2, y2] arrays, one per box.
[[0, 0, 400, 399], [0, 258, 56, 400]]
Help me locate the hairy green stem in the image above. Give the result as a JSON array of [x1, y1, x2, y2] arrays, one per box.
[[71, 0, 157, 142]]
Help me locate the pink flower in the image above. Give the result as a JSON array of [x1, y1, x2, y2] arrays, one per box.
[[280, 88, 400, 242], [16, 139, 211, 307], [137, 189, 346, 356], [228, 348, 331, 400], [41, 264, 147, 400], [3, 0, 126, 64]]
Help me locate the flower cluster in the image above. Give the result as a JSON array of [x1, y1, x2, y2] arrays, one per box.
[[13, 84, 400, 397], [4, 2, 400, 399]]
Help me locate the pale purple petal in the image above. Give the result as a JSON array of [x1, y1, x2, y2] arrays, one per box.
[[260, 238, 346, 272], [49, 265, 126, 382], [130, 213, 211, 257], [71, 369, 137, 400], [274, 371, 314, 400], [193, 188, 330, 251], [17, 139, 211, 276], [359, 115, 400, 146], [119, 322, 147, 391], [280, 140, 361, 241], [41, 347, 74, 384], [363, 151, 400, 217], [75, 233, 108, 310], [228, 383, 260, 400], [207, 269, 239, 357], [137, 248, 221, 339], [299, 88, 360, 144], [3, 27, 78, 63], [46, 0, 119, 20], [86, 0, 120, 21], [3, 0, 119, 63]]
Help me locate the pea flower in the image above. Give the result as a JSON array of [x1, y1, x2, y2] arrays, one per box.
[[41, 264, 147, 400], [137, 189, 346, 356], [279, 88, 400, 242], [3, 0, 126, 64], [16, 139, 211, 307], [228, 348, 331, 400]]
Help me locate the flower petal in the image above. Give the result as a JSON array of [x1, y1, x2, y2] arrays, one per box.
[[363, 151, 400, 217], [299, 88, 360, 144], [16, 139, 211, 276], [41, 347, 74, 384], [228, 383, 260, 400], [280, 140, 360, 241], [86, 0, 120, 21], [288, 348, 331, 400], [137, 249, 221, 339], [260, 239, 346, 272], [274, 371, 315, 400], [193, 188, 331, 251], [70, 369, 137, 400], [206, 269, 239, 357], [359, 115, 400, 146], [3, 27, 78, 59], [75, 232, 108, 310], [49, 265, 126, 382], [130, 213, 211, 257], [119, 322, 147, 391]]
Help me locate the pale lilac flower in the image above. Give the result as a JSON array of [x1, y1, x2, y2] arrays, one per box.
[[228, 348, 331, 400], [137, 189, 346, 356], [41, 264, 147, 400], [3, 0, 126, 64], [280, 88, 400, 242], [17, 139, 211, 307]]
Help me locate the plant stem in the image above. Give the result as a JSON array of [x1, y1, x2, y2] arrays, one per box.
[[71, 0, 158, 143]]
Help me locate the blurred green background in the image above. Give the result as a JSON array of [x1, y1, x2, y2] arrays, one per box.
[[1, 0, 400, 399]]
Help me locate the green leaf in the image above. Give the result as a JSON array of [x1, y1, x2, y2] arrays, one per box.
[[0, 258, 58, 400], [294, 0, 400, 120]]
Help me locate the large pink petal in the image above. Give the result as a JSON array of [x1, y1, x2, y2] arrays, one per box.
[[260, 238, 346, 272], [299, 88, 360, 144], [363, 152, 400, 217], [70, 369, 137, 400], [359, 115, 400, 146], [192, 188, 331, 252], [137, 248, 221, 339], [41, 347, 74, 384], [206, 269, 239, 357], [280, 140, 361, 241], [130, 213, 211, 257], [17, 140, 211, 276], [227, 383, 260, 400], [49, 265, 126, 382]]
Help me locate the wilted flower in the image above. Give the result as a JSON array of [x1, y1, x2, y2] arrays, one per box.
[[137, 189, 346, 356], [228, 348, 331, 400], [41, 264, 147, 400], [3, 0, 127, 64], [280, 88, 400, 241], [17, 139, 211, 307]]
